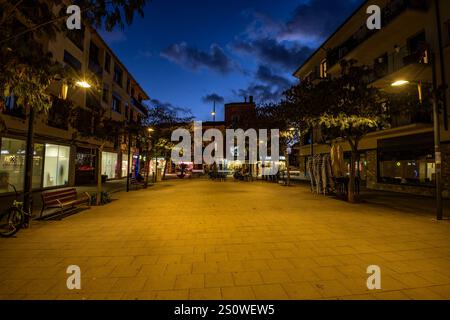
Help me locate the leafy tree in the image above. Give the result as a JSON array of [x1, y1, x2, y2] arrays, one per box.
[[286, 60, 390, 202], [255, 102, 299, 185], [144, 105, 193, 181]]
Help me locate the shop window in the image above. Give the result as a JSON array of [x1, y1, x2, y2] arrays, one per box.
[[32, 144, 44, 189], [43, 144, 70, 188], [101, 152, 117, 179], [75, 148, 95, 185], [0, 138, 26, 192], [121, 152, 129, 178], [377, 134, 434, 186]]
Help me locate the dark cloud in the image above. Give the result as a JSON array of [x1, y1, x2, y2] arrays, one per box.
[[202, 93, 225, 104], [234, 66, 294, 104], [255, 65, 292, 89], [161, 42, 235, 74], [234, 84, 281, 104], [149, 98, 192, 117], [282, 0, 364, 41], [232, 38, 313, 71]]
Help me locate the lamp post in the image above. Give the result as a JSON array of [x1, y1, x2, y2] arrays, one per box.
[[23, 79, 91, 221], [211, 100, 216, 122], [390, 52, 443, 220]]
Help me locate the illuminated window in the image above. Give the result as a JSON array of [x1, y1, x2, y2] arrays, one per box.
[[320, 59, 327, 78]]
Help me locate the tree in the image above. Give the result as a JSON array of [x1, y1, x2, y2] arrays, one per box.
[[255, 102, 298, 185], [0, 0, 148, 214], [286, 60, 390, 202], [144, 105, 193, 182]]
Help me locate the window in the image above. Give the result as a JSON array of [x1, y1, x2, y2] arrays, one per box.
[[3, 94, 25, 118], [63, 50, 82, 71], [407, 31, 426, 54], [125, 104, 129, 120], [113, 63, 123, 86], [0, 138, 44, 193], [126, 78, 131, 94], [378, 133, 435, 186], [121, 153, 129, 178], [102, 84, 109, 103], [104, 52, 111, 73], [88, 41, 102, 76], [67, 25, 85, 51], [89, 41, 100, 66], [320, 59, 327, 78], [48, 97, 69, 130], [43, 144, 70, 188], [112, 95, 121, 114], [101, 152, 118, 179]]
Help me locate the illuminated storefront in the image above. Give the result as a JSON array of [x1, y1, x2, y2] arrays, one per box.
[[101, 151, 118, 179], [0, 137, 70, 193]]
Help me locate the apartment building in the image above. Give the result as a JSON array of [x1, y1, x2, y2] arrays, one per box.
[[293, 0, 450, 197], [0, 6, 150, 194]]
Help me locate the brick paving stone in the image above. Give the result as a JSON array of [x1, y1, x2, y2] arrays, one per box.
[[0, 179, 450, 300]]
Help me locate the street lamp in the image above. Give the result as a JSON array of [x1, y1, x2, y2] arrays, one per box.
[[391, 80, 410, 87], [75, 80, 91, 88], [389, 53, 443, 220]]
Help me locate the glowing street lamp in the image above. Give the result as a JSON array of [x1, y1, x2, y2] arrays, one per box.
[[75, 80, 91, 88], [391, 80, 410, 87]]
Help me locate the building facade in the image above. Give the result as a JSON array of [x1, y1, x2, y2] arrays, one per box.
[[0, 3, 150, 195], [293, 0, 450, 197]]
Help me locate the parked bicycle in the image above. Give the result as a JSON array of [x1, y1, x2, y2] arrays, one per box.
[[0, 184, 32, 237]]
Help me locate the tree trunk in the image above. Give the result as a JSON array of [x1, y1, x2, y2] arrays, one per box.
[[23, 106, 35, 223], [348, 149, 357, 203], [96, 144, 104, 205], [126, 130, 132, 192]]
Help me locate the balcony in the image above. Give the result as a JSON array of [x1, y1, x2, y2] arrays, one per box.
[[371, 45, 432, 89], [2, 96, 26, 119], [47, 97, 69, 130], [302, 67, 326, 84], [131, 97, 148, 115], [88, 60, 103, 78], [327, 0, 429, 70]]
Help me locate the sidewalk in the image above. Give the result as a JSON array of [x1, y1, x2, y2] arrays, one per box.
[[292, 179, 450, 218], [0, 179, 130, 215]]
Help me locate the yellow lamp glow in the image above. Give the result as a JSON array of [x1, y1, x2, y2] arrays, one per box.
[[391, 80, 410, 87], [76, 80, 91, 88]]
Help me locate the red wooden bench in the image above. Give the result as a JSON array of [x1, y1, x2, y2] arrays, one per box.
[[40, 188, 91, 218]]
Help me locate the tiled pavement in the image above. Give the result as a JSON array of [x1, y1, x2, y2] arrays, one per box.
[[1, 179, 450, 300]]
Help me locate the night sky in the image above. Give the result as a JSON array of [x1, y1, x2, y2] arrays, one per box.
[[100, 0, 364, 121]]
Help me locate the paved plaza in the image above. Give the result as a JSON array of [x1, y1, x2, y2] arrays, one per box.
[[1, 179, 450, 300]]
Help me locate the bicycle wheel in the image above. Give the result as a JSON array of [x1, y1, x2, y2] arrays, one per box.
[[0, 207, 24, 237]]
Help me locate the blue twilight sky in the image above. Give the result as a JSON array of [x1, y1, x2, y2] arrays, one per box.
[[100, 0, 364, 121]]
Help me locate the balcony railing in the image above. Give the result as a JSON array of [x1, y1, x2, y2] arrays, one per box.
[[2, 96, 26, 119], [131, 97, 148, 115], [47, 97, 69, 130], [327, 0, 428, 69], [88, 60, 103, 78], [372, 45, 430, 81]]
